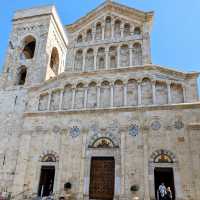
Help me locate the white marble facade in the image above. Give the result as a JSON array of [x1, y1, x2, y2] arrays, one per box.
[[0, 1, 200, 200]]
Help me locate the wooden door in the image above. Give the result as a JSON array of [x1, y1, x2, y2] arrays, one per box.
[[89, 157, 115, 200]]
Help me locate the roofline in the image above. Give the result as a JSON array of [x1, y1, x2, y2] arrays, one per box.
[[66, 0, 154, 28]]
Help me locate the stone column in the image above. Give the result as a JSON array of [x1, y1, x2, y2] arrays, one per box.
[[47, 91, 52, 111], [105, 47, 109, 69], [59, 89, 64, 110], [111, 23, 115, 39], [94, 49, 97, 71], [97, 84, 101, 108], [102, 25, 105, 40], [124, 83, 127, 106], [138, 81, 142, 105], [110, 83, 114, 107], [129, 44, 133, 66], [72, 49, 76, 71], [120, 24, 123, 38], [72, 87, 76, 109], [183, 85, 186, 103], [152, 81, 156, 104], [84, 87, 88, 109], [117, 46, 120, 68], [167, 82, 172, 104], [82, 49, 86, 72], [92, 27, 95, 41]]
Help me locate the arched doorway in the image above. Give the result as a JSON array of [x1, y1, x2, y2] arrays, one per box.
[[149, 150, 177, 200], [85, 135, 120, 200]]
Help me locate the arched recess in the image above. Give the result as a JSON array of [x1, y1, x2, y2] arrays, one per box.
[[97, 47, 106, 69], [114, 20, 121, 38], [74, 49, 83, 71], [134, 27, 141, 35], [124, 23, 131, 37], [50, 90, 60, 111], [85, 49, 94, 71], [149, 149, 178, 200], [38, 93, 49, 111], [114, 80, 124, 107], [62, 84, 73, 110], [171, 83, 184, 103], [120, 44, 130, 67], [37, 151, 59, 197], [141, 78, 153, 105], [100, 81, 110, 108], [21, 35, 36, 59], [75, 83, 85, 109], [132, 43, 142, 65], [109, 46, 117, 68], [95, 23, 102, 40], [50, 47, 59, 76], [105, 16, 112, 39], [155, 81, 168, 105], [127, 79, 138, 106], [86, 29, 93, 42], [87, 82, 97, 108], [17, 65, 27, 85], [77, 34, 83, 43]]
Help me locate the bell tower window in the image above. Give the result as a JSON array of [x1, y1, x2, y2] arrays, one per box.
[[22, 35, 36, 59]]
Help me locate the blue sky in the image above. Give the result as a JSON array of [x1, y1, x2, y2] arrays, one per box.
[[0, 0, 199, 94]]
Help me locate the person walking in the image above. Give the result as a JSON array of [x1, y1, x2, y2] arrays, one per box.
[[166, 187, 172, 200], [158, 183, 167, 200]]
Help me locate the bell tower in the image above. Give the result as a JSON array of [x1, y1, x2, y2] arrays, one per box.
[[1, 5, 68, 88]]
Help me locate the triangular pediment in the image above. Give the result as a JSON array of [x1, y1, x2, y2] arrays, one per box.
[[66, 0, 153, 33]]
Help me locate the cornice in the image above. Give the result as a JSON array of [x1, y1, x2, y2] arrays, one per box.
[[24, 102, 200, 118]]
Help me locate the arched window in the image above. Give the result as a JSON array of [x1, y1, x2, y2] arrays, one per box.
[[74, 49, 83, 71], [114, 20, 121, 38], [38, 93, 49, 111], [134, 27, 141, 35], [86, 29, 92, 42], [85, 49, 94, 71], [17, 66, 27, 85], [62, 84, 73, 110], [87, 82, 97, 108], [21, 35, 36, 59], [105, 16, 112, 39], [50, 90, 60, 111], [171, 83, 184, 103], [155, 81, 168, 105], [77, 34, 83, 43], [141, 78, 153, 105], [120, 44, 130, 67], [127, 79, 138, 106], [124, 23, 131, 37], [75, 83, 85, 109], [95, 23, 102, 40], [109, 46, 117, 68], [97, 47, 105, 69], [100, 81, 110, 108], [132, 43, 142, 65], [50, 47, 59, 75], [114, 80, 124, 107]]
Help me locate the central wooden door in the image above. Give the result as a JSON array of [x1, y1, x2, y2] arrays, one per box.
[[89, 157, 115, 200]]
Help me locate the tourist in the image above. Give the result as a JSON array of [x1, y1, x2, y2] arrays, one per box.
[[166, 187, 172, 200], [158, 183, 167, 200]]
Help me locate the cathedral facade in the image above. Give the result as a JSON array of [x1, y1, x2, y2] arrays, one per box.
[[0, 1, 200, 200]]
